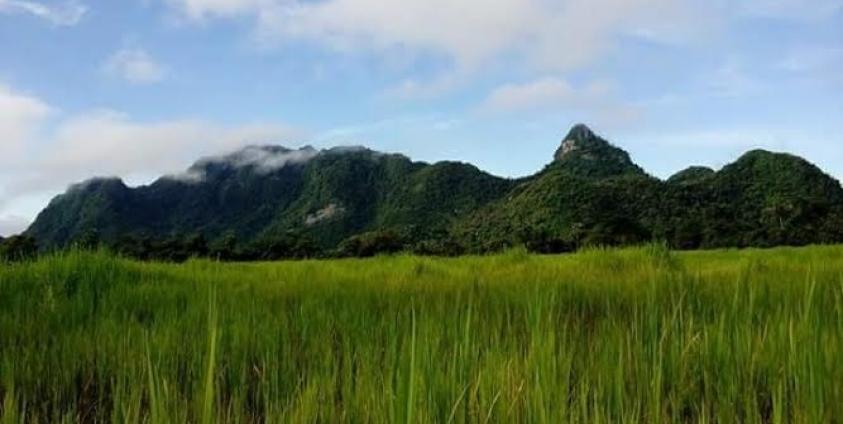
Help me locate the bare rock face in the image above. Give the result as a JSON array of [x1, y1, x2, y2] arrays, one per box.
[[549, 124, 645, 178], [554, 124, 597, 161], [556, 138, 581, 158], [305, 203, 345, 226]]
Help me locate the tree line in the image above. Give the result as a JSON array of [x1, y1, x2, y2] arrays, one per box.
[[4, 208, 842, 263], [1, 227, 553, 263]]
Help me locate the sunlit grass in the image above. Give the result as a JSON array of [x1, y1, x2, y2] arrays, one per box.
[[1, 245, 841, 422]]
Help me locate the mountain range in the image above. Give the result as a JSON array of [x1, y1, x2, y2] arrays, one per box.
[[24, 124, 843, 257]]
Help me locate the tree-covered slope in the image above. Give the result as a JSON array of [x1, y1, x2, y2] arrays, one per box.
[[25, 124, 843, 257], [656, 150, 843, 248], [454, 126, 843, 252], [454, 125, 662, 251], [551, 124, 646, 177], [26, 178, 142, 247], [26, 145, 514, 250]]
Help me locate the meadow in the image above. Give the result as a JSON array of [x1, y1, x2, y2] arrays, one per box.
[[0, 245, 841, 423]]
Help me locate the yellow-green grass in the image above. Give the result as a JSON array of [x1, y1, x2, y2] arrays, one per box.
[[1, 245, 842, 422]]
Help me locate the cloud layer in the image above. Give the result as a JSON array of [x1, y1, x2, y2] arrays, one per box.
[[0, 215, 30, 237], [0, 84, 51, 163], [0, 84, 303, 234], [167, 0, 706, 72], [171, 145, 320, 182], [484, 78, 611, 112], [103, 48, 168, 85], [481, 77, 642, 128]]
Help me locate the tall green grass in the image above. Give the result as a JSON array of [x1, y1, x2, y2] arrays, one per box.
[[0, 245, 841, 422]]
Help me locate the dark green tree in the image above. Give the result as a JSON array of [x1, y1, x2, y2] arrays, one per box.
[[0, 235, 38, 262]]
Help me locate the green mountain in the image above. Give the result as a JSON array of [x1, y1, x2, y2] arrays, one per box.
[[552, 124, 646, 177], [25, 124, 843, 257], [657, 150, 843, 248], [27, 145, 514, 252], [454, 125, 661, 251], [667, 166, 715, 185]]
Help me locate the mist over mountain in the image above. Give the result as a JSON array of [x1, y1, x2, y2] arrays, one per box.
[[25, 125, 843, 258]]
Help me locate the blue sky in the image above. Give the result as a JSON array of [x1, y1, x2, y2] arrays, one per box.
[[0, 0, 842, 235]]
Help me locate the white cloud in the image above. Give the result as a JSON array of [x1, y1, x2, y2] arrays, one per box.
[[178, 145, 320, 181], [0, 214, 30, 236], [0, 0, 87, 26], [266, 0, 538, 68], [481, 77, 641, 125], [167, 0, 709, 73], [22, 110, 300, 191], [484, 78, 582, 112], [0, 83, 51, 163], [103, 48, 168, 84], [161, 0, 841, 105], [0, 83, 304, 227]]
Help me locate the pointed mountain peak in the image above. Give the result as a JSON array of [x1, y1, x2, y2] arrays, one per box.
[[566, 123, 596, 141], [551, 124, 644, 177], [554, 124, 607, 161]]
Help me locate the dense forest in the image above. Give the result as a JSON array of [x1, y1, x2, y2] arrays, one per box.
[[10, 124, 843, 262]]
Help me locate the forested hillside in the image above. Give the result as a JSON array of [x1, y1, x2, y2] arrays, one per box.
[[20, 124, 843, 260]]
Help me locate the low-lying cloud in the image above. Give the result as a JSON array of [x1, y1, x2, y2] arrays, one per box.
[[0, 214, 30, 237], [170, 145, 321, 182], [24, 110, 300, 191], [216, 145, 320, 172], [0, 83, 303, 234]]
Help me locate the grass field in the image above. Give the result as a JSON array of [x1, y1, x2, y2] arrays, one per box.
[[1, 245, 842, 423]]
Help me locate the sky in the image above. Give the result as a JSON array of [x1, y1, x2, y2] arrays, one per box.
[[0, 0, 842, 236]]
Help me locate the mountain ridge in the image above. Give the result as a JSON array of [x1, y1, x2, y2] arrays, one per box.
[[25, 124, 843, 257]]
